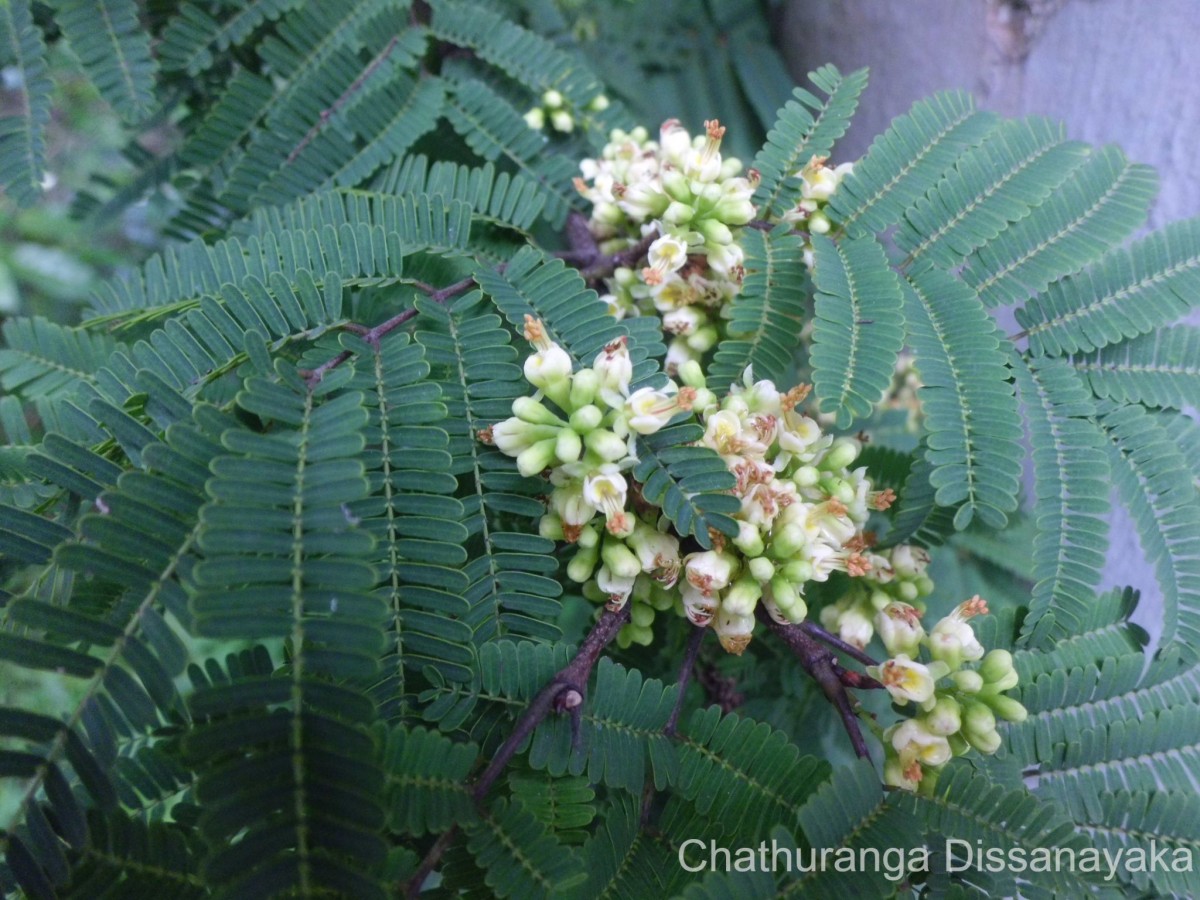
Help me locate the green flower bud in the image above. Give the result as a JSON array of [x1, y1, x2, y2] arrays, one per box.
[[985, 694, 1028, 723], [781, 559, 814, 583], [749, 557, 775, 582], [555, 428, 582, 464], [569, 369, 599, 409], [524, 107, 545, 130], [569, 404, 603, 432], [733, 521, 765, 558], [980, 649, 1015, 684], [947, 733, 970, 756], [925, 696, 961, 736], [699, 219, 733, 245], [662, 168, 692, 203], [686, 325, 719, 352], [915, 575, 935, 597], [722, 577, 762, 616], [897, 581, 920, 603], [587, 94, 609, 112], [516, 437, 558, 476], [677, 359, 707, 389], [578, 524, 600, 549], [539, 514, 564, 540], [601, 538, 642, 580], [808, 210, 831, 234], [663, 201, 695, 225], [951, 669, 984, 693], [648, 581, 675, 611], [567, 544, 599, 583], [542, 89, 564, 108], [869, 589, 892, 612], [625, 624, 654, 646], [584, 428, 629, 462], [713, 196, 756, 225], [769, 523, 806, 559], [631, 603, 655, 628], [769, 577, 806, 621], [980, 669, 1020, 693], [793, 465, 821, 488], [821, 437, 861, 471], [965, 728, 1002, 754], [513, 396, 565, 426], [962, 702, 996, 743]]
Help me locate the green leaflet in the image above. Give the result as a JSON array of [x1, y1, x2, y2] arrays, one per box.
[[1097, 401, 1200, 662], [963, 144, 1157, 309], [897, 116, 1091, 269], [708, 225, 808, 389], [1070, 325, 1200, 409], [749, 64, 868, 218], [901, 267, 1023, 529], [1018, 216, 1200, 356], [54, 0, 156, 124], [828, 91, 999, 236], [1011, 354, 1109, 643], [809, 232, 904, 428], [0, 0, 52, 206]]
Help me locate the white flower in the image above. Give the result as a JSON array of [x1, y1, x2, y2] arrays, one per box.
[[663, 338, 698, 377], [874, 655, 937, 705], [681, 582, 718, 627], [714, 608, 754, 655], [834, 603, 874, 650], [550, 480, 595, 532], [929, 596, 988, 667], [875, 602, 925, 657], [596, 564, 635, 609], [891, 718, 952, 767], [523, 344, 572, 389], [662, 305, 705, 336], [684, 550, 738, 596], [624, 384, 694, 435], [642, 233, 689, 285], [592, 338, 633, 408], [659, 119, 693, 166], [626, 524, 681, 588], [582, 466, 627, 511], [701, 409, 746, 457]]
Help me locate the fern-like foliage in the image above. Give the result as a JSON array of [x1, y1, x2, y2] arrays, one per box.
[[1070, 324, 1200, 409], [6, 5, 1200, 897], [901, 267, 1023, 529], [709, 226, 809, 388], [809, 232, 904, 428], [828, 91, 998, 236], [0, 0, 52, 206], [1011, 354, 1110, 641], [749, 64, 868, 218], [55, 0, 156, 124]]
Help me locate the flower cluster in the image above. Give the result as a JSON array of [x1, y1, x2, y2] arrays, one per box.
[[818, 544, 935, 650], [575, 120, 757, 375], [781, 155, 855, 266], [485, 324, 898, 653], [523, 89, 609, 134], [866, 596, 1027, 792]]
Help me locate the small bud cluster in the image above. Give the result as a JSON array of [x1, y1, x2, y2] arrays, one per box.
[[486, 329, 895, 654], [524, 89, 610, 134], [818, 544, 935, 650], [865, 596, 1027, 792], [781, 155, 855, 267], [575, 120, 757, 376]]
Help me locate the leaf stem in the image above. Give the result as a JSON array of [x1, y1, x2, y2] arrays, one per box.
[[799, 620, 881, 668], [759, 610, 875, 760], [403, 604, 631, 897]]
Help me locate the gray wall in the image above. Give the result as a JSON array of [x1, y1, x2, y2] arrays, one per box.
[[780, 0, 1200, 630]]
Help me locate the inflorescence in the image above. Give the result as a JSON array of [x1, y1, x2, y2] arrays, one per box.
[[481, 117, 1025, 791]]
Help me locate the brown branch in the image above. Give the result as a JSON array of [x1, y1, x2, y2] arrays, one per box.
[[759, 610, 874, 760], [287, 36, 400, 164], [404, 605, 631, 898], [664, 625, 706, 739], [799, 620, 881, 668], [302, 275, 481, 389]]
